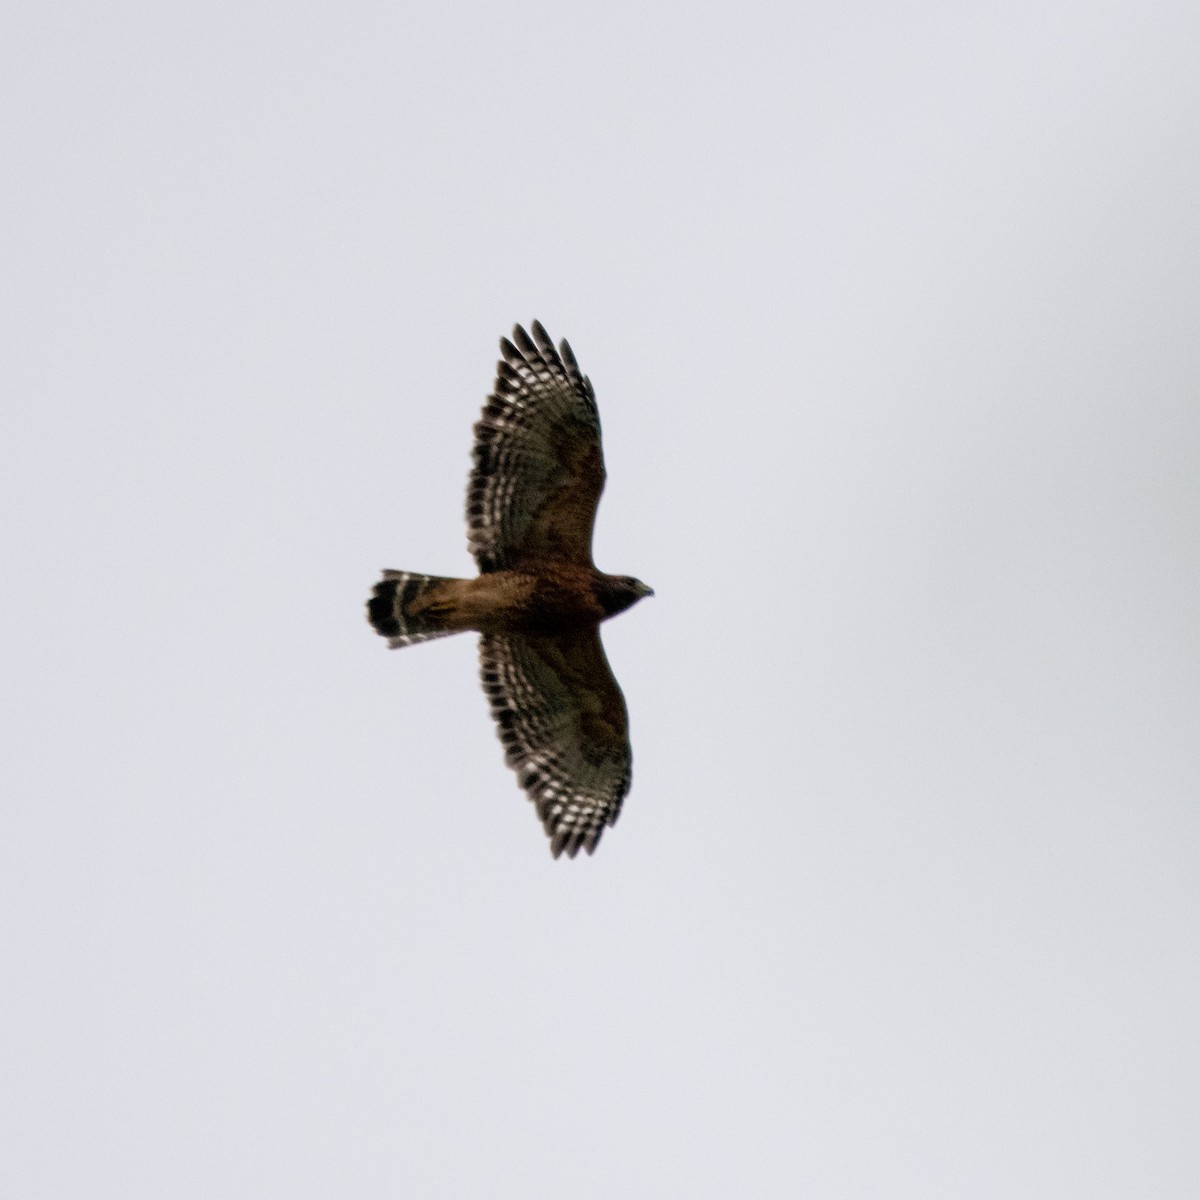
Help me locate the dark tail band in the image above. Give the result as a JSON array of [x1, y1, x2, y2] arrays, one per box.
[[367, 571, 462, 649]]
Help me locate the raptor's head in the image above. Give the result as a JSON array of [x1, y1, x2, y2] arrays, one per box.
[[597, 574, 655, 619]]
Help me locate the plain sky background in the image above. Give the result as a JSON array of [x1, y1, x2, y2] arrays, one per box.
[[3, 2, 1198, 1196]]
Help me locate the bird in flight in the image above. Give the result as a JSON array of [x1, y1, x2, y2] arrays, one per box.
[[367, 321, 653, 857]]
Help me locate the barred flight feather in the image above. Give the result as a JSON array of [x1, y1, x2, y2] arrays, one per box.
[[467, 321, 602, 573], [479, 631, 631, 858]]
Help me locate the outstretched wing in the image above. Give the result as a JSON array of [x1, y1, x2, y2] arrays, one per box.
[[467, 321, 605, 573], [479, 630, 632, 858]]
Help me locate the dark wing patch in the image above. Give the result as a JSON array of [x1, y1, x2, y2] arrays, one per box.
[[479, 630, 632, 858], [467, 321, 605, 573]]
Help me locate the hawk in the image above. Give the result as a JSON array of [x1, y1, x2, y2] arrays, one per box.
[[367, 321, 653, 858]]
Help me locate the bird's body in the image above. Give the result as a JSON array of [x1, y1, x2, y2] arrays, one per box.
[[371, 563, 646, 639], [367, 321, 652, 857]]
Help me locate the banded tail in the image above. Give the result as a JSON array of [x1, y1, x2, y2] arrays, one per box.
[[367, 571, 464, 648]]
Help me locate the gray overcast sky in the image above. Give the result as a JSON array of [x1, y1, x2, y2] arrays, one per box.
[[3, 2, 1198, 1196]]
